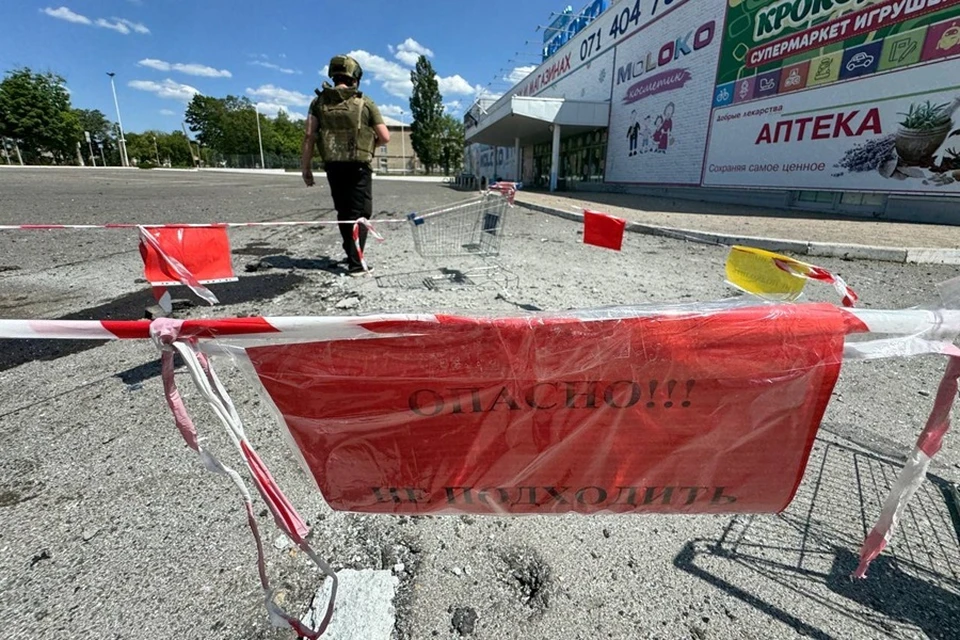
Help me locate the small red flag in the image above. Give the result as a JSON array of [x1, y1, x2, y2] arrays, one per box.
[[583, 210, 626, 251], [139, 226, 237, 286]]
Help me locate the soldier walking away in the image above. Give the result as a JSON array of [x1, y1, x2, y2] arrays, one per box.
[[301, 55, 391, 275]]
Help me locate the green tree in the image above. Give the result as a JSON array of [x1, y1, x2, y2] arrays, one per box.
[[0, 67, 82, 163], [438, 114, 464, 176], [73, 108, 112, 143], [73, 108, 113, 165], [186, 94, 285, 164], [270, 110, 303, 157], [185, 94, 228, 150], [409, 55, 444, 174], [157, 131, 195, 167]]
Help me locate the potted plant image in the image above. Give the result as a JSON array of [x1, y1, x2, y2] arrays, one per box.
[[895, 98, 960, 165]]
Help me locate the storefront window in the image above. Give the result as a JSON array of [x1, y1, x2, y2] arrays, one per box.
[[531, 128, 607, 189]]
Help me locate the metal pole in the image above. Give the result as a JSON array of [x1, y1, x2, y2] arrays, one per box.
[[400, 111, 406, 174], [153, 135, 160, 165], [107, 72, 129, 167], [515, 137, 521, 182], [550, 124, 561, 192], [13, 140, 23, 166], [182, 122, 199, 168], [86, 132, 96, 167], [99, 142, 106, 167], [254, 103, 265, 169]]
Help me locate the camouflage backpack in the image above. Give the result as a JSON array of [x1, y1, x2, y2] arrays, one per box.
[[311, 83, 377, 165]]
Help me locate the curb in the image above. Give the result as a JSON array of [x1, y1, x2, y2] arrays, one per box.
[[516, 200, 960, 265]]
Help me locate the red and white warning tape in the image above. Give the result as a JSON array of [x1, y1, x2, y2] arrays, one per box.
[[0, 219, 405, 231], [0, 303, 958, 621], [773, 258, 859, 307], [3, 308, 960, 341]]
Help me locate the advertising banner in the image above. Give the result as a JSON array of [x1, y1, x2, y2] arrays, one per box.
[[465, 144, 518, 184], [512, 0, 690, 99], [713, 0, 960, 111], [703, 57, 960, 193], [605, 0, 726, 185]]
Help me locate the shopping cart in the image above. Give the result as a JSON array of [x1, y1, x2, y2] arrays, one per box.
[[406, 190, 510, 258]]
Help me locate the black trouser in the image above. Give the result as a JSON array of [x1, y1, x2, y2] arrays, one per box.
[[325, 162, 373, 268]]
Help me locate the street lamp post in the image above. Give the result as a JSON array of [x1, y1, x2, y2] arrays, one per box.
[[254, 103, 265, 169], [106, 72, 129, 167], [153, 135, 161, 166]]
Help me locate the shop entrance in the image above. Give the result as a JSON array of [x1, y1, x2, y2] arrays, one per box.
[[532, 128, 607, 190]]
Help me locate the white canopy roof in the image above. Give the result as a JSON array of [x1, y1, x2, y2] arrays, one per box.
[[465, 97, 610, 146]]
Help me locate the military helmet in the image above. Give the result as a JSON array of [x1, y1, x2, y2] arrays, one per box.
[[328, 55, 363, 82]]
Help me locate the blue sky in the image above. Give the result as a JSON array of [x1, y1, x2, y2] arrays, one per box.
[[0, 0, 565, 132]]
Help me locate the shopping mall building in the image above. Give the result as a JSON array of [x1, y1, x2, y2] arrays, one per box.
[[463, 0, 960, 220]]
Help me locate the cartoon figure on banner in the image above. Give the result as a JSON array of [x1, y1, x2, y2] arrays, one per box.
[[640, 115, 653, 153], [627, 110, 640, 157], [652, 102, 676, 154]]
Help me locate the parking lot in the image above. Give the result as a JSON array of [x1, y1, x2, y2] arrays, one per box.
[[0, 167, 958, 639]]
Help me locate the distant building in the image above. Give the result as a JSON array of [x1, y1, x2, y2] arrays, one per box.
[[375, 115, 420, 174]]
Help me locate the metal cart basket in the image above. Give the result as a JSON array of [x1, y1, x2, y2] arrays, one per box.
[[406, 191, 509, 258]]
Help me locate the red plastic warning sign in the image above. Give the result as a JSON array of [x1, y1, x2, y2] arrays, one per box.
[[245, 304, 862, 515], [583, 210, 626, 251], [139, 227, 236, 287]]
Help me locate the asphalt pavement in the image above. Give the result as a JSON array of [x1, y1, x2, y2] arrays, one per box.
[[0, 167, 958, 640]]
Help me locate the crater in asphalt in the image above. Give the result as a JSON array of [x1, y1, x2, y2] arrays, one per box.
[[0, 272, 305, 373], [233, 242, 276, 257], [0, 460, 43, 507], [450, 606, 478, 636], [500, 546, 552, 615]]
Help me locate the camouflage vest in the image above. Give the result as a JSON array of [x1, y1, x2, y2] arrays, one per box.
[[312, 85, 376, 164]]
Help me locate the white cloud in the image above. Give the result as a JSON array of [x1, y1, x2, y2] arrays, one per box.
[[378, 104, 405, 118], [255, 102, 306, 120], [139, 59, 231, 78], [159, 109, 176, 116], [95, 18, 130, 34], [251, 60, 298, 75], [347, 49, 412, 98], [345, 47, 479, 101], [506, 65, 536, 84], [128, 79, 200, 102], [117, 18, 150, 34], [42, 7, 91, 24], [43, 7, 149, 34], [245, 84, 312, 108], [438, 75, 476, 96], [394, 38, 434, 66], [476, 88, 503, 101], [444, 100, 464, 115], [319, 65, 329, 78]]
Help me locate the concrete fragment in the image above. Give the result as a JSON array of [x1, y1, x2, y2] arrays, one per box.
[[301, 569, 399, 640]]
